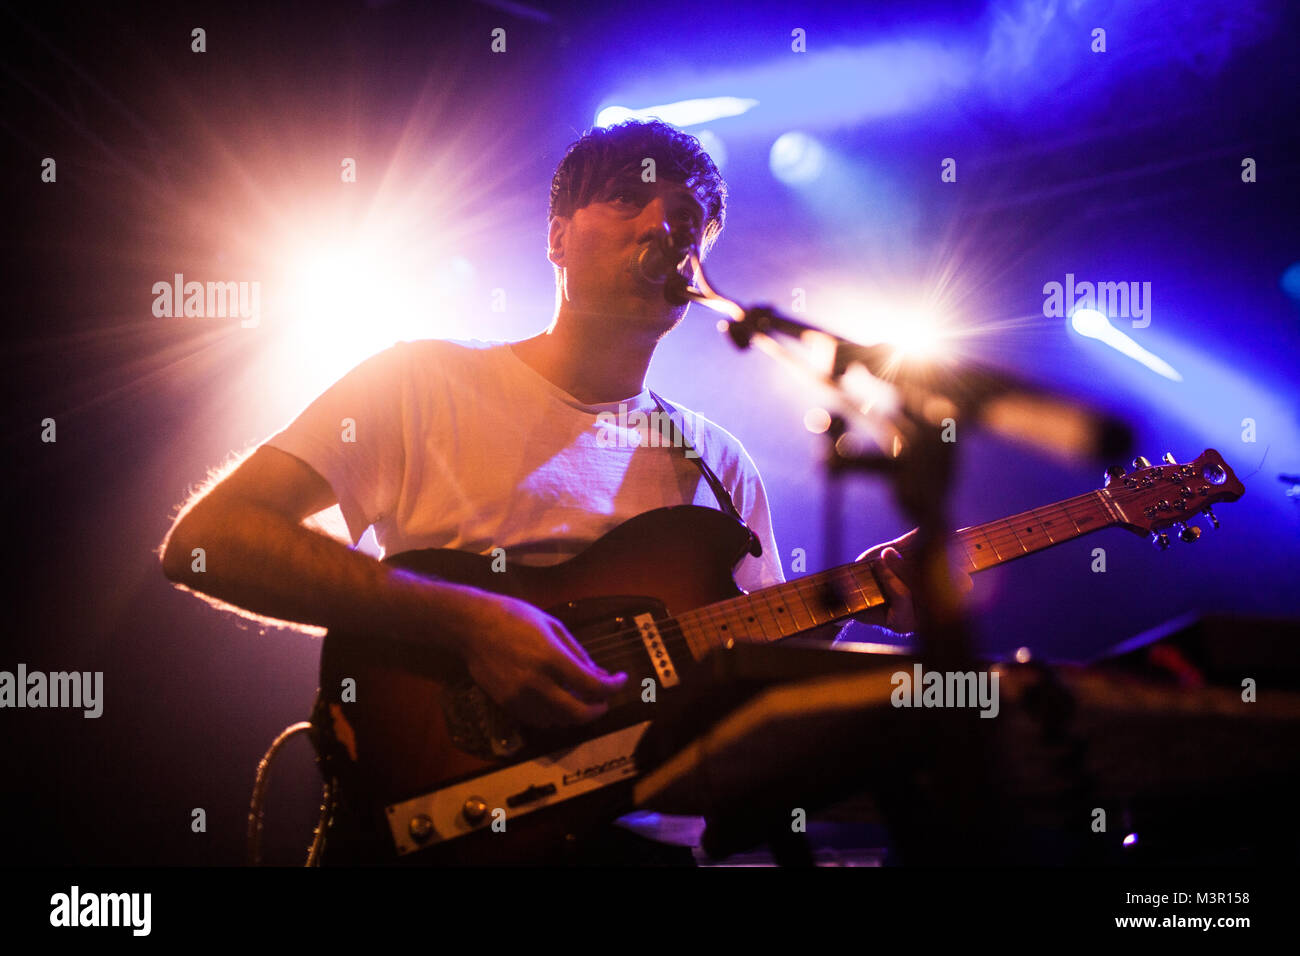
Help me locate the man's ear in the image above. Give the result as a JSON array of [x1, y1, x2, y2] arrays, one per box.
[[547, 216, 569, 268]]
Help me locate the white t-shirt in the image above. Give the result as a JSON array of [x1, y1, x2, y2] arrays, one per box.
[[263, 338, 785, 593]]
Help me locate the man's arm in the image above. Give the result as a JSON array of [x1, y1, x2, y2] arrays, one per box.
[[161, 445, 439, 638], [159, 446, 624, 726]]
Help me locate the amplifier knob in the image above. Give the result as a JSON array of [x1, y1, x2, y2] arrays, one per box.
[[462, 796, 489, 824], [409, 814, 434, 843]]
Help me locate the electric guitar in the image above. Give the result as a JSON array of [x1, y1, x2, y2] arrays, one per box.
[[314, 449, 1243, 861]]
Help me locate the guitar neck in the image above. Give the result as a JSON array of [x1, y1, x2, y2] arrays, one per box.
[[675, 488, 1120, 657]]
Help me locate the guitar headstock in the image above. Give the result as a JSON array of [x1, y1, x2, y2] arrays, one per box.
[[1102, 449, 1244, 548]]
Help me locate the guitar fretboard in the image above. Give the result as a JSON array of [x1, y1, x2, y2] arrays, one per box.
[[674, 489, 1117, 657]]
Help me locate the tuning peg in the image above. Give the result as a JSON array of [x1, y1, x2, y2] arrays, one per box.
[[1151, 531, 1170, 550], [1162, 452, 1177, 464], [1179, 524, 1202, 543], [1202, 507, 1219, 530], [1132, 456, 1152, 469], [1104, 464, 1126, 487]]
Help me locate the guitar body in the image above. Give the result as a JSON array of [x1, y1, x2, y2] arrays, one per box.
[[315, 505, 753, 859]]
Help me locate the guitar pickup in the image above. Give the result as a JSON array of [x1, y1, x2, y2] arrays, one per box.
[[634, 613, 680, 688], [505, 783, 557, 808]]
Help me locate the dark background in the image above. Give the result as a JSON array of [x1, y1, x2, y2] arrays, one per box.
[[2, 0, 1297, 864]]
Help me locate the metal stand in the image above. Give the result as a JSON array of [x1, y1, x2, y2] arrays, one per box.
[[662, 257, 1031, 862]]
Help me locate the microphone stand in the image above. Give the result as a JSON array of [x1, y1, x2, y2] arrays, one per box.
[[664, 257, 972, 661], [662, 247, 1101, 863]]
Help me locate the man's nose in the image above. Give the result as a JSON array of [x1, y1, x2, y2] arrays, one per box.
[[637, 196, 673, 239]]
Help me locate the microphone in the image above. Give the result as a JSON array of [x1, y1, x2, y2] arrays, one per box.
[[634, 241, 672, 283], [635, 231, 694, 305]]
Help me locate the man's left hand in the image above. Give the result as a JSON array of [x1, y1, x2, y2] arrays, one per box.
[[851, 530, 973, 635]]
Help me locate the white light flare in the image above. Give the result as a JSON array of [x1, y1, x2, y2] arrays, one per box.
[[278, 239, 470, 388], [595, 97, 759, 129], [829, 298, 955, 369], [795, 291, 964, 400], [1069, 308, 1182, 382], [881, 305, 949, 362], [287, 243, 415, 376]]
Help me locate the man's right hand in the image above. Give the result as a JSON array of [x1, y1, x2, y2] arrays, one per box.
[[160, 447, 627, 728], [456, 593, 628, 727]]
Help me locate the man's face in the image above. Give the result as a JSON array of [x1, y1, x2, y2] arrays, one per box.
[[549, 172, 708, 334]]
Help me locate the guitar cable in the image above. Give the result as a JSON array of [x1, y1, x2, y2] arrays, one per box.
[[247, 720, 333, 866]]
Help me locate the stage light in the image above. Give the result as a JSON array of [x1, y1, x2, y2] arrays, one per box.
[[812, 288, 963, 380], [594, 97, 758, 129], [1281, 261, 1300, 304], [769, 132, 826, 185], [599, 42, 974, 139], [882, 306, 948, 361], [841, 300, 951, 365], [1069, 308, 1182, 381], [281, 239, 451, 385]]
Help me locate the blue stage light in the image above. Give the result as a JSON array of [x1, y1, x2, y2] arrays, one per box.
[[594, 97, 758, 129], [1281, 261, 1300, 304], [769, 132, 826, 185]]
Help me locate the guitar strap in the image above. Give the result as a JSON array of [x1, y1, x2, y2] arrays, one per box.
[[647, 389, 763, 559]]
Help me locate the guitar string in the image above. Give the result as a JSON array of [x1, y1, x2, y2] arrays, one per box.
[[543, 495, 1111, 662], [543, 482, 1197, 675], [565, 495, 1103, 659], [678, 496, 1113, 646]]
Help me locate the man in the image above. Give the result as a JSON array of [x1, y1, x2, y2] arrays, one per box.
[[160, 120, 920, 863]]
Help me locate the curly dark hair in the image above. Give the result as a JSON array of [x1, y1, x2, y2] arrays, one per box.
[[548, 119, 727, 255]]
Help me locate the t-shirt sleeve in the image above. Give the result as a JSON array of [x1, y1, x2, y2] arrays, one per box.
[[261, 344, 408, 545], [729, 448, 785, 593]]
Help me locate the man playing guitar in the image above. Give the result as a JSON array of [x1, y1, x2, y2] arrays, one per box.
[[160, 120, 944, 864]]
